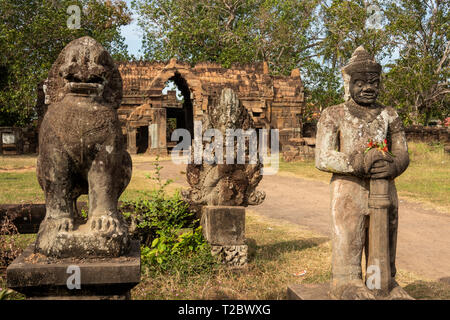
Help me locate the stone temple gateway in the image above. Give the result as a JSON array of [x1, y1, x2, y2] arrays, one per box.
[[116, 59, 305, 155]]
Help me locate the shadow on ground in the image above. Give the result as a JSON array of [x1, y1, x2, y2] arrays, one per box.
[[246, 237, 329, 262], [404, 280, 450, 300]]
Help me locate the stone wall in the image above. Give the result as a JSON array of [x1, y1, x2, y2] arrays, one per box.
[[282, 137, 316, 162], [404, 126, 449, 144], [31, 59, 304, 156], [117, 59, 305, 154], [0, 126, 38, 155]]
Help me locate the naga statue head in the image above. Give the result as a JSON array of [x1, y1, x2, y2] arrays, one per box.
[[208, 88, 245, 132]]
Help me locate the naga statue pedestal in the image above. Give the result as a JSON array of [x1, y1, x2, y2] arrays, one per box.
[[6, 240, 140, 300], [201, 206, 248, 268]]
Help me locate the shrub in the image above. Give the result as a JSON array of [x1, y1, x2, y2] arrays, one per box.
[[121, 158, 209, 269], [0, 214, 22, 268]]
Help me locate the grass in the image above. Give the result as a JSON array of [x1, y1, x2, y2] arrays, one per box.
[[1, 211, 448, 300], [0, 155, 36, 171], [395, 142, 450, 211], [120, 169, 184, 202], [0, 143, 448, 300], [279, 159, 331, 182], [278, 142, 450, 213], [0, 155, 183, 204], [131, 210, 449, 300]]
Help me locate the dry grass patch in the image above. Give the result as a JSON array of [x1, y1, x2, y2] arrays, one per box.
[[131, 210, 449, 300], [0, 155, 37, 171], [131, 210, 332, 300], [278, 142, 450, 213], [0, 171, 43, 203]]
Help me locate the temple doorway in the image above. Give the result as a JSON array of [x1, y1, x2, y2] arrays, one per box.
[[162, 72, 194, 150], [136, 125, 149, 154]]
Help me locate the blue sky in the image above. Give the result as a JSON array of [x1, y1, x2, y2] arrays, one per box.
[[120, 0, 143, 58], [119, 0, 399, 65]]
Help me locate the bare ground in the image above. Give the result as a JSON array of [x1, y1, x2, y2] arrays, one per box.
[[136, 160, 450, 283]]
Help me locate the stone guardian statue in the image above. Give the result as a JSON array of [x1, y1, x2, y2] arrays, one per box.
[[315, 46, 412, 299]]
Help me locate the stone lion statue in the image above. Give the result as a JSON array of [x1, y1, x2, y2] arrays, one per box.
[[35, 36, 132, 258]]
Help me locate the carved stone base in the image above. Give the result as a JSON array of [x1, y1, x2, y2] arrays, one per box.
[[6, 240, 140, 300], [201, 206, 247, 267], [287, 282, 414, 300], [211, 245, 248, 268], [201, 206, 245, 245], [287, 283, 331, 300], [34, 219, 130, 258]]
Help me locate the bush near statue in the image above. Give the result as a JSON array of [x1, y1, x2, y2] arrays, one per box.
[[315, 46, 412, 300]]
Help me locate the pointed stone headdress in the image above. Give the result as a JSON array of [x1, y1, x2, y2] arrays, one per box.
[[342, 46, 381, 101], [342, 46, 381, 76]]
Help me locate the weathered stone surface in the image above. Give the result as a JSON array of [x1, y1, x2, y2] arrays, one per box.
[[115, 60, 305, 154], [0, 126, 38, 155], [201, 206, 245, 245], [211, 244, 248, 268], [315, 46, 412, 300], [286, 282, 412, 300], [7, 240, 140, 300], [35, 36, 132, 258], [287, 283, 331, 300], [182, 88, 265, 215]]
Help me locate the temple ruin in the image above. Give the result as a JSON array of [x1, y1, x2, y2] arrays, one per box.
[[117, 59, 305, 155]]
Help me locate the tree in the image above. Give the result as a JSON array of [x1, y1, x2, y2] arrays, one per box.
[[132, 0, 395, 115], [133, 0, 321, 75], [0, 0, 132, 127], [318, 0, 394, 70], [380, 0, 449, 125]]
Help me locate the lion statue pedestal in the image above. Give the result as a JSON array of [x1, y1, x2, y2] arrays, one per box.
[[6, 37, 140, 299]]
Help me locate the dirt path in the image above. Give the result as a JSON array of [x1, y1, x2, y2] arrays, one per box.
[[136, 160, 450, 282]]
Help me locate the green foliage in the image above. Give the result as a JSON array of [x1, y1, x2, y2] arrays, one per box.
[[134, 0, 448, 125], [121, 158, 208, 269], [0, 288, 14, 300], [319, 0, 393, 69], [141, 226, 207, 268], [133, 0, 320, 75], [0, 0, 132, 126], [379, 0, 449, 125], [80, 207, 88, 219]]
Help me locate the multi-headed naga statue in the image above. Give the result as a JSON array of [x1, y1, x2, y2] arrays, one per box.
[[182, 88, 265, 215]]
